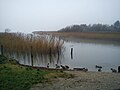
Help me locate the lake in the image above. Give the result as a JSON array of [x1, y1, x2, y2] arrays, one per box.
[[61, 40, 120, 72], [10, 38, 120, 72]]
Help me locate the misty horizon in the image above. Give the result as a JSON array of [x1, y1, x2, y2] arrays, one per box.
[[0, 0, 120, 33]]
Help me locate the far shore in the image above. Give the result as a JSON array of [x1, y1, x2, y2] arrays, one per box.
[[34, 31, 120, 42]]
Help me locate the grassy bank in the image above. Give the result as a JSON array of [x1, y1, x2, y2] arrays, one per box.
[[0, 55, 73, 90], [0, 64, 49, 90], [0, 55, 49, 90], [45, 31, 120, 41]]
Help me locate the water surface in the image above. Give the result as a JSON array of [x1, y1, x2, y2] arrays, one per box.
[[5, 38, 120, 72], [62, 41, 120, 72]]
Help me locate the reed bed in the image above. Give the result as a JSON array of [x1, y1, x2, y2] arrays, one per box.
[[46, 31, 120, 41], [0, 32, 64, 57]]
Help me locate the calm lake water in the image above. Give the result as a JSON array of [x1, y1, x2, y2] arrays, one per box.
[[61, 41, 120, 72], [11, 38, 120, 72]]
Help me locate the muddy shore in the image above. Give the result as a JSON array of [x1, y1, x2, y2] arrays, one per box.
[[30, 71, 120, 90]]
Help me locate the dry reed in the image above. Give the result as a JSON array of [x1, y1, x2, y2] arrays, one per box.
[[0, 32, 64, 57]]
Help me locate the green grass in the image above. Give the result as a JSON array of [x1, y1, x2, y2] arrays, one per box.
[[0, 55, 74, 90], [0, 64, 49, 90], [0, 55, 49, 90]]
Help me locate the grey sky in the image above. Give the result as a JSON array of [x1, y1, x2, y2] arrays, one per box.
[[0, 0, 120, 33]]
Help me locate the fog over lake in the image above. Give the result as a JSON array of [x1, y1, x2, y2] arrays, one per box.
[[0, 0, 120, 32]]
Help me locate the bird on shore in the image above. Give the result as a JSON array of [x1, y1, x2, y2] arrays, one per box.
[[111, 68, 117, 73], [95, 65, 102, 72], [65, 65, 69, 70], [55, 64, 60, 68], [47, 63, 49, 68], [95, 65, 102, 69], [73, 67, 88, 72], [61, 65, 66, 69], [83, 68, 88, 72], [98, 68, 102, 72]]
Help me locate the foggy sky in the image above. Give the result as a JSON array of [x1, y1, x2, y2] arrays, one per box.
[[0, 0, 120, 33]]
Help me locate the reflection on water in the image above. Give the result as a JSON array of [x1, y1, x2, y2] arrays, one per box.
[[0, 33, 64, 68], [1, 36, 120, 72], [62, 41, 120, 72], [4, 51, 64, 68]]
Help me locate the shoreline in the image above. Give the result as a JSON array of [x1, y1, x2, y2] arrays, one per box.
[[30, 70, 120, 90], [62, 36, 120, 45], [38, 31, 120, 42], [20, 63, 119, 73]]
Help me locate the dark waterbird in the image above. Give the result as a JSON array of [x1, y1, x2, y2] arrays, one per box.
[[60, 65, 66, 69], [98, 68, 102, 72], [73, 68, 88, 72], [111, 68, 117, 73], [65, 65, 69, 70], [95, 65, 102, 72], [55, 64, 60, 68], [95, 65, 102, 69], [47, 63, 49, 68]]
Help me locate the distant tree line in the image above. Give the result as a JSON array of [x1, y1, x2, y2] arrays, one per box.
[[58, 20, 120, 32]]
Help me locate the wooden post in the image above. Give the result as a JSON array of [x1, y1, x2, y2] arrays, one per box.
[[49, 48, 52, 63], [31, 46, 33, 66], [118, 66, 120, 73], [71, 48, 73, 59], [57, 46, 59, 63], [1, 45, 3, 55], [30, 34, 33, 66]]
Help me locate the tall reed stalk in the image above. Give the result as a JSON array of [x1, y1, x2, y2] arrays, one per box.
[[0, 32, 64, 57]]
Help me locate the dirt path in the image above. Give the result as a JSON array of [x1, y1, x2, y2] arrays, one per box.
[[30, 71, 120, 90]]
